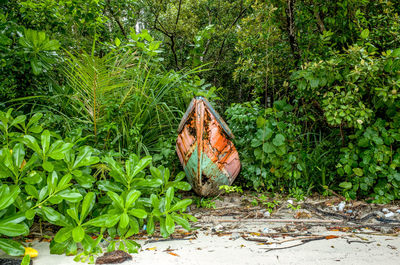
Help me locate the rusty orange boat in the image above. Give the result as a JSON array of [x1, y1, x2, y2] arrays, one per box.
[[176, 97, 241, 196]]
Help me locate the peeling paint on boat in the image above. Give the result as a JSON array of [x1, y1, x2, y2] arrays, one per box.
[[176, 97, 241, 196]]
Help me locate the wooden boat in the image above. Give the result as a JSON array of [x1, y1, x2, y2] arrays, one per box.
[[176, 97, 241, 196]]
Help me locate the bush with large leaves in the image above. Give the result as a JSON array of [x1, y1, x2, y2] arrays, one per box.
[[0, 108, 195, 258]]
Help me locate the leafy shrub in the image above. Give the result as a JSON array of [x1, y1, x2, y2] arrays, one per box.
[[54, 29, 210, 158], [336, 119, 400, 203], [0, 22, 61, 102], [226, 100, 302, 190], [226, 100, 341, 194], [0, 108, 195, 259]]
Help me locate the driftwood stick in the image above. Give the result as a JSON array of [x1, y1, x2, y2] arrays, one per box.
[[144, 237, 196, 244], [271, 235, 327, 244], [198, 218, 344, 224], [263, 242, 306, 252], [263, 235, 340, 252], [243, 235, 325, 244]]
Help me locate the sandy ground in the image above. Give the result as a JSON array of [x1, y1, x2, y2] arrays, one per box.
[[3, 195, 400, 265], [26, 226, 400, 265]]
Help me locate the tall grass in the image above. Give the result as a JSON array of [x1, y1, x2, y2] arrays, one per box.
[[62, 47, 201, 156]]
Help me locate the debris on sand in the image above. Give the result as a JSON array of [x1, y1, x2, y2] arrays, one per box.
[[95, 250, 132, 264], [0, 258, 32, 265]]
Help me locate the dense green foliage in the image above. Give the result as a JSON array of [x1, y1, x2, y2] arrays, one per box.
[[0, 108, 194, 259], [1, 0, 400, 259]]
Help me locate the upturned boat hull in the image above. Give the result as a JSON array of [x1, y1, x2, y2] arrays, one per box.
[[176, 97, 241, 196]]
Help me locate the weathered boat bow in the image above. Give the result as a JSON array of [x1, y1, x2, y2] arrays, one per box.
[[176, 97, 241, 196]]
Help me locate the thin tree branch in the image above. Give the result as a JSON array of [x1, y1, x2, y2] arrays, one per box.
[[106, 0, 127, 37], [214, 7, 248, 67], [285, 0, 300, 64], [175, 0, 182, 30], [313, 1, 326, 33]]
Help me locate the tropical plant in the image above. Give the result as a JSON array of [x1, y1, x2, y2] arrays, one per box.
[[0, 185, 29, 256], [0, 108, 196, 260], [60, 30, 204, 156]]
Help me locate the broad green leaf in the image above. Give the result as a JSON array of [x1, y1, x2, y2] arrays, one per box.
[[0, 238, 25, 256], [22, 169, 43, 184], [262, 142, 275, 153], [12, 143, 25, 168], [344, 165, 352, 175], [159, 217, 168, 238], [353, 168, 363, 176], [73, 172, 95, 189], [126, 218, 139, 237], [169, 199, 192, 212], [256, 116, 266, 128], [23, 135, 42, 155], [58, 192, 83, 203], [25, 209, 36, 220], [0, 213, 26, 225], [103, 156, 127, 185], [124, 239, 139, 254], [10, 115, 26, 127], [165, 214, 175, 235], [372, 136, 383, 145], [81, 234, 96, 253], [72, 226, 85, 242], [107, 241, 116, 252], [47, 171, 58, 194], [25, 185, 38, 199], [135, 178, 163, 188], [97, 180, 124, 192], [360, 183, 368, 191], [38, 186, 49, 202], [150, 166, 162, 179], [170, 181, 191, 191], [55, 227, 72, 243], [272, 134, 285, 146], [27, 113, 43, 128], [57, 173, 72, 190], [131, 156, 152, 178], [31, 59, 42, 75], [29, 125, 43, 133], [128, 209, 147, 219], [361, 28, 369, 39], [80, 192, 95, 222], [43, 39, 60, 50], [392, 48, 400, 57], [42, 161, 54, 172], [119, 213, 129, 229], [146, 215, 155, 235], [175, 171, 186, 181], [48, 142, 73, 160], [0, 222, 29, 237], [125, 190, 141, 208], [65, 239, 78, 255], [73, 147, 98, 168], [67, 207, 79, 223], [275, 145, 287, 156], [0, 185, 20, 210], [115, 37, 121, 47], [41, 206, 63, 223], [41, 130, 51, 154], [150, 194, 160, 209], [163, 168, 170, 184], [339, 181, 352, 190], [85, 214, 119, 228], [165, 187, 174, 211], [171, 213, 190, 230], [107, 191, 124, 210], [21, 254, 30, 265]]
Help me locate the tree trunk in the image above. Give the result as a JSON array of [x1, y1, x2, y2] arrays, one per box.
[[285, 0, 300, 64]]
